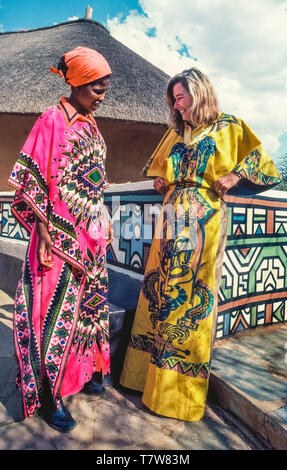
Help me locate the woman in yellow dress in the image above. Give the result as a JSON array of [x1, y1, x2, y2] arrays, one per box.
[[120, 68, 281, 422]]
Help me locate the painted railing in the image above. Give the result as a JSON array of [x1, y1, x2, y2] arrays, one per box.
[[1, 182, 287, 338]]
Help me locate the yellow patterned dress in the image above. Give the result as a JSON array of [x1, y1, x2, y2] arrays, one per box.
[[120, 113, 281, 421]]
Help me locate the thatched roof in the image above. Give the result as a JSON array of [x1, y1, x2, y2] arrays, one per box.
[[0, 18, 170, 124]]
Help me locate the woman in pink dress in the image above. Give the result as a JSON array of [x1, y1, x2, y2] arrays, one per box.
[[8, 46, 112, 432]]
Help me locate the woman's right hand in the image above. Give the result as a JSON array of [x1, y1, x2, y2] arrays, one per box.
[[36, 218, 54, 269], [153, 177, 168, 195]]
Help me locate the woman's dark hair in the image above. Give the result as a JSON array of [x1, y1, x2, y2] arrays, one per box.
[[57, 55, 69, 79]]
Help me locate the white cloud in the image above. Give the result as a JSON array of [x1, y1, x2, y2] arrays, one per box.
[[67, 16, 79, 21], [107, 0, 287, 158]]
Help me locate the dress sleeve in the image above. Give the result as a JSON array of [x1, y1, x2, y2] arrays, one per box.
[[8, 109, 55, 233], [213, 116, 281, 194]]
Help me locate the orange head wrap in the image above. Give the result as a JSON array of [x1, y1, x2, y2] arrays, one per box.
[[50, 46, 112, 87]]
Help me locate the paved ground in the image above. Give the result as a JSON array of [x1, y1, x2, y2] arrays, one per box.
[[0, 289, 275, 452], [211, 322, 287, 448]]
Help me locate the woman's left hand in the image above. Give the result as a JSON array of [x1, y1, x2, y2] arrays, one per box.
[[153, 177, 169, 195], [213, 172, 240, 198]]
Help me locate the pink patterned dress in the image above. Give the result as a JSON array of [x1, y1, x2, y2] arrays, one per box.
[[8, 97, 110, 418]]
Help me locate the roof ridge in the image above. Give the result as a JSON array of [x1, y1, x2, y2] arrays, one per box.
[[0, 17, 110, 36]]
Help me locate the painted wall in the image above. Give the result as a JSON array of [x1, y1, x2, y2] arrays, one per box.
[[0, 114, 167, 191], [100, 119, 167, 184], [1, 183, 287, 339], [0, 114, 38, 191]]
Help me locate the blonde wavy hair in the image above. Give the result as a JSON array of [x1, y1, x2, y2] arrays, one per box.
[[166, 68, 219, 134]]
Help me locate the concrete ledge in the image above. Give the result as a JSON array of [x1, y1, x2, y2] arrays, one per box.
[[105, 180, 154, 193], [0, 240, 26, 297], [208, 347, 287, 450]]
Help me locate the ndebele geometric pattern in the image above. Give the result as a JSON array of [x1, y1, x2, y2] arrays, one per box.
[[0, 194, 29, 242], [218, 193, 287, 338], [1, 189, 287, 338]]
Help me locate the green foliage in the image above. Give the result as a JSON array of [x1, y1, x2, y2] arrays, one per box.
[[275, 153, 287, 191]]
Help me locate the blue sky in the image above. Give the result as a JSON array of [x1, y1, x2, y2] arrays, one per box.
[[1, 0, 287, 161], [0, 1, 141, 31]]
